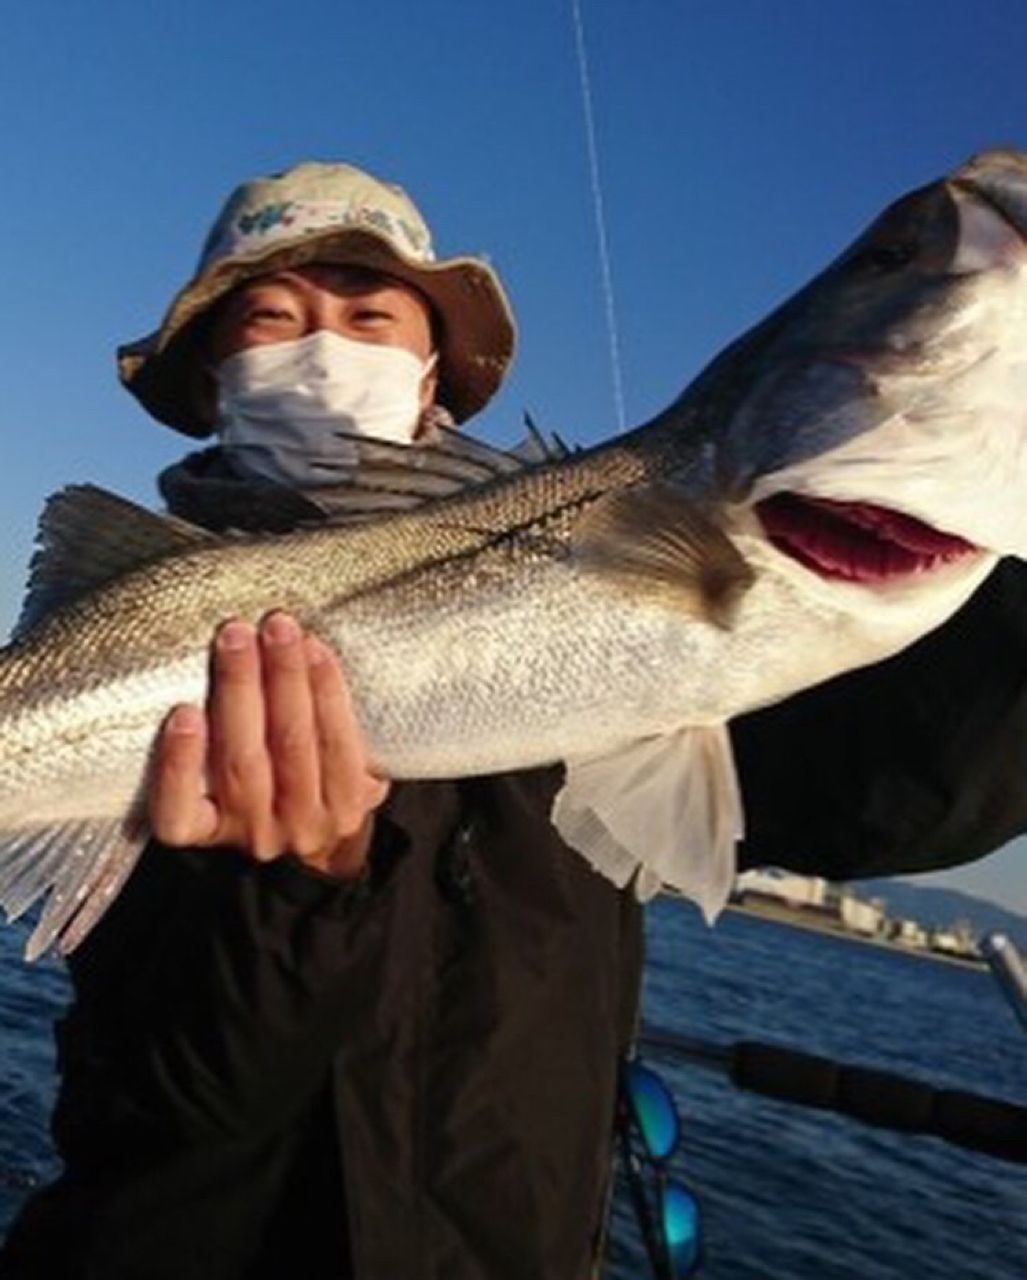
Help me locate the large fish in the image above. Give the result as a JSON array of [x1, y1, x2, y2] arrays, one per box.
[[3, 148, 1027, 960]]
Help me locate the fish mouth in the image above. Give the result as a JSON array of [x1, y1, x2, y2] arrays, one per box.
[[754, 493, 978, 583]]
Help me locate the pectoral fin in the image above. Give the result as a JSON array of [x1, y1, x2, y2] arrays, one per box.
[[551, 724, 744, 922], [572, 485, 754, 627]]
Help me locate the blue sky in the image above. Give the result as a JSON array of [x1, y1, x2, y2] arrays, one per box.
[[0, 0, 1025, 909]]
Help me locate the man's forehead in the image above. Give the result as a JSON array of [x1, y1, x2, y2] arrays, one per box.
[[239, 264, 414, 297]]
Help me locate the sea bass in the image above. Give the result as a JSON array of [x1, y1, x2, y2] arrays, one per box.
[[4, 148, 1027, 960]]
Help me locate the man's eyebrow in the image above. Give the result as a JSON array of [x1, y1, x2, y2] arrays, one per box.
[[236, 274, 306, 294], [229, 269, 411, 306]]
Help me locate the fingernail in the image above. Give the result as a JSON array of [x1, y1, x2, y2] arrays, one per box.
[[263, 612, 299, 646], [218, 620, 254, 652], [167, 705, 202, 735]]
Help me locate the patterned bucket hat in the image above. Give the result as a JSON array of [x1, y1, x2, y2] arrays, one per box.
[[118, 161, 517, 435]]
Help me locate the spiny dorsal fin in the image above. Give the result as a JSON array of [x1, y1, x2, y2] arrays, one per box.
[[572, 484, 756, 628], [291, 426, 568, 525], [519, 412, 573, 463], [14, 485, 215, 637]]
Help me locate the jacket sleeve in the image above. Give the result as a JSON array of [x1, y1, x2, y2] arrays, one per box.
[[55, 825, 410, 1165], [731, 557, 1027, 879]]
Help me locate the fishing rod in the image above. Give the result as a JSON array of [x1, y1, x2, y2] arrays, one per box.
[[569, 0, 627, 436], [639, 1027, 1027, 1165]]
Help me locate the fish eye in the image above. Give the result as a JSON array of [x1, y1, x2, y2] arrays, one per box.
[[869, 242, 917, 270], [848, 239, 918, 274]]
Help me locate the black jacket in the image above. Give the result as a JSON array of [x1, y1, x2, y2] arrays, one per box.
[[735, 556, 1027, 879], [1, 772, 643, 1279]]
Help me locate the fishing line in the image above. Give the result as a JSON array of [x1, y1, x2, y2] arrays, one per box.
[[570, 0, 627, 434]]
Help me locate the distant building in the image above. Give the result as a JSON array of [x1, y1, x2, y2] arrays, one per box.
[[890, 918, 930, 949], [929, 921, 980, 959], [839, 892, 884, 937], [731, 868, 984, 961], [735, 868, 829, 908]]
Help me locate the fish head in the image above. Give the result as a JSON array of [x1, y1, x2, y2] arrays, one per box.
[[669, 149, 1027, 585]]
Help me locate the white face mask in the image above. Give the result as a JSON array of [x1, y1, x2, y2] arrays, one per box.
[[215, 330, 435, 488]]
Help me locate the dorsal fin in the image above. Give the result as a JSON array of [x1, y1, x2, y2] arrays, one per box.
[[14, 485, 215, 637], [292, 426, 569, 525], [520, 411, 573, 463]]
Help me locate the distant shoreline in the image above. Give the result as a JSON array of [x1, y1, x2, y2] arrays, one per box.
[[720, 898, 988, 970]]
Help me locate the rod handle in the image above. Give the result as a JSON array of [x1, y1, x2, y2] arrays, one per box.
[[730, 1041, 1027, 1164]]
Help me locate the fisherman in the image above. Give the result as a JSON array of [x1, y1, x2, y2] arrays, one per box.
[[4, 159, 1027, 1279]]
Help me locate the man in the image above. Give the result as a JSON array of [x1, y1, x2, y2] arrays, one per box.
[[148, 262, 442, 883], [3, 160, 1027, 1279], [2, 160, 640, 1280]]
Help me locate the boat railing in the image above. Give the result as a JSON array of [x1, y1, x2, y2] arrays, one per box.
[[639, 1026, 1027, 1165], [982, 931, 1027, 1035]]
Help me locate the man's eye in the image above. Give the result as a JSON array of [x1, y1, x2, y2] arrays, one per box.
[[352, 308, 394, 324], [245, 306, 296, 323]]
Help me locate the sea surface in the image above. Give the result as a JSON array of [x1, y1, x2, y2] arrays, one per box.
[[1, 900, 1025, 1277]]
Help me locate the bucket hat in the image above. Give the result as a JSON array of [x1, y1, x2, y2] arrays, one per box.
[[118, 161, 517, 435]]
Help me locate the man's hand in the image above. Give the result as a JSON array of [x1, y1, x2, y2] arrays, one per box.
[[149, 612, 389, 879]]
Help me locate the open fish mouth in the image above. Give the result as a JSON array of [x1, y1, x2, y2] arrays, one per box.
[[755, 493, 979, 583]]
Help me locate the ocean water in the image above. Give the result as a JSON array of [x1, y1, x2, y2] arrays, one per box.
[[0, 919, 66, 1215], [611, 901, 1027, 1279], [1, 900, 1025, 1277]]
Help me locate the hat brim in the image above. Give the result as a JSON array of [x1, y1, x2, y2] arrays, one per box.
[[118, 228, 516, 436]]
